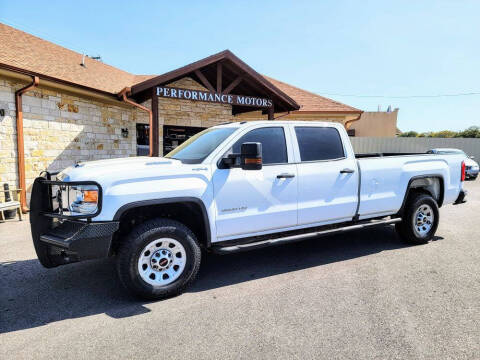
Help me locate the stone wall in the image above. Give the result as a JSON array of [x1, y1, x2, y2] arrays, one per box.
[[0, 76, 148, 201], [235, 109, 355, 125], [158, 77, 233, 153], [0, 75, 233, 201]]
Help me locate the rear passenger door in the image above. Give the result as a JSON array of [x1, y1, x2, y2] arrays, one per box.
[[292, 125, 359, 226]]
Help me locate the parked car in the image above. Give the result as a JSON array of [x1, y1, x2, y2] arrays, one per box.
[[30, 121, 467, 299], [427, 148, 479, 180]]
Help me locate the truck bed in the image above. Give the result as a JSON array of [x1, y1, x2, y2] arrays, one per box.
[[354, 152, 464, 219], [355, 152, 426, 158]]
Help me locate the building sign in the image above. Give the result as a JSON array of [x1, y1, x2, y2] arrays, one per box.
[[156, 86, 273, 108]]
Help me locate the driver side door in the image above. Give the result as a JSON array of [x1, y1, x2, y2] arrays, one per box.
[[212, 126, 298, 241]]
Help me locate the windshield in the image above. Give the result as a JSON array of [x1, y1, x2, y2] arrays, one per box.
[[165, 127, 236, 164]]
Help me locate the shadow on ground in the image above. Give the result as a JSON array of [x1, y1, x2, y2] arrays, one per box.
[[0, 226, 422, 333]]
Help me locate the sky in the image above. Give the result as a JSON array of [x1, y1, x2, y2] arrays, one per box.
[[1, 0, 479, 132]]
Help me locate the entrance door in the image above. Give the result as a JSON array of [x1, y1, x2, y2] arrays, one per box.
[[293, 125, 359, 225], [213, 126, 298, 240]]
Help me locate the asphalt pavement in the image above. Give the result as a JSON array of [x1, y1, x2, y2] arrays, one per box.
[[1, 180, 479, 359]]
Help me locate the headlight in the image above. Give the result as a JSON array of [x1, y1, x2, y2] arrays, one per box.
[[68, 185, 99, 214]]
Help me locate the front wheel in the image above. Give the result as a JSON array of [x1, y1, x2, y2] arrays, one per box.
[[396, 193, 439, 245], [116, 218, 202, 300]]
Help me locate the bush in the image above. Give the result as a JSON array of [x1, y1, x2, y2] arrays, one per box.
[[456, 126, 480, 138], [399, 131, 418, 137], [398, 126, 480, 138], [433, 130, 457, 138]]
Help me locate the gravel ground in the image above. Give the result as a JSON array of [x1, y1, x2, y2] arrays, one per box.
[[0, 180, 479, 360]]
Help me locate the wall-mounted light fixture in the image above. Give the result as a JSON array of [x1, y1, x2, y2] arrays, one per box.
[[121, 128, 129, 138], [0, 109, 5, 117]]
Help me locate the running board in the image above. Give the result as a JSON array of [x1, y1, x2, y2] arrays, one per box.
[[212, 218, 402, 254]]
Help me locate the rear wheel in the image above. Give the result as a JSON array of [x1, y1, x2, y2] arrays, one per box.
[[116, 218, 201, 300], [396, 193, 439, 245]]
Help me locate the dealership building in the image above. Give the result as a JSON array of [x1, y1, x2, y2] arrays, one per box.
[[0, 23, 396, 209]]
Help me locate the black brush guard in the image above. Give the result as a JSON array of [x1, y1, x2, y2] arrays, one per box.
[[30, 173, 119, 268]]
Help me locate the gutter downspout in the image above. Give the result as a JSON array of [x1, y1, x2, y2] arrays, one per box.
[[118, 87, 153, 157], [15, 76, 39, 213], [344, 112, 363, 130]]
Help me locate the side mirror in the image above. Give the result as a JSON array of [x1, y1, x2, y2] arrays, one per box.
[[218, 154, 238, 169], [241, 142, 262, 170], [470, 155, 475, 159]]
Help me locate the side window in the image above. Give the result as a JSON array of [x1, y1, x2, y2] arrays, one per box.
[[231, 127, 288, 164], [295, 127, 345, 161]]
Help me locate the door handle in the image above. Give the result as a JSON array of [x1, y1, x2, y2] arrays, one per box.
[[340, 168, 355, 174], [277, 173, 295, 179]]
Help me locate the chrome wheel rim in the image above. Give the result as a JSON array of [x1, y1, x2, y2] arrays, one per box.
[[137, 238, 186, 286], [413, 204, 434, 237]]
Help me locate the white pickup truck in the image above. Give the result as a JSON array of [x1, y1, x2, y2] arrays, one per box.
[[30, 121, 467, 299]]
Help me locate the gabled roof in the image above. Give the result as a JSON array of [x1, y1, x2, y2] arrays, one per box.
[[0, 22, 362, 114], [0, 23, 143, 93], [130, 50, 300, 113], [264, 76, 362, 114]]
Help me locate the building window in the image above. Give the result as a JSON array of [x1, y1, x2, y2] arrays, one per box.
[[163, 125, 205, 155], [136, 124, 150, 156]]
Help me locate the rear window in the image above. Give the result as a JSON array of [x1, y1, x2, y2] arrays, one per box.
[[295, 127, 345, 161]]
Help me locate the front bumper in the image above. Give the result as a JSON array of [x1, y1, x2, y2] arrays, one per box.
[[30, 174, 119, 268], [36, 220, 119, 267]]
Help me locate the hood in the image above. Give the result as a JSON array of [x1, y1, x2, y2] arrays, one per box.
[[58, 156, 187, 183]]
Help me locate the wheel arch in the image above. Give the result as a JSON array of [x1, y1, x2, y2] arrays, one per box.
[[398, 175, 445, 215], [112, 197, 211, 249]]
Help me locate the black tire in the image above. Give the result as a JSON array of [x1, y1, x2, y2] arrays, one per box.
[[395, 193, 439, 245], [116, 218, 202, 300]]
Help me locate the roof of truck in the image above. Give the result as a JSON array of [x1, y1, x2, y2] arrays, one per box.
[[215, 120, 344, 128]]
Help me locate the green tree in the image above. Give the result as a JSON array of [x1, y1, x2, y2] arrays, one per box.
[[456, 126, 480, 138], [399, 131, 418, 137], [432, 130, 458, 138], [398, 126, 480, 138], [417, 132, 431, 137]]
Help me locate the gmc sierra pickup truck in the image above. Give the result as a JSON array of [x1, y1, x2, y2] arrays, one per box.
[[30, 121, 467, 299]]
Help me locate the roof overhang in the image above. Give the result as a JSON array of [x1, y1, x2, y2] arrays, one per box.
[[0, 63, 130, 106], [130, 50, 300, 114], [292, 110, 363, 115]]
